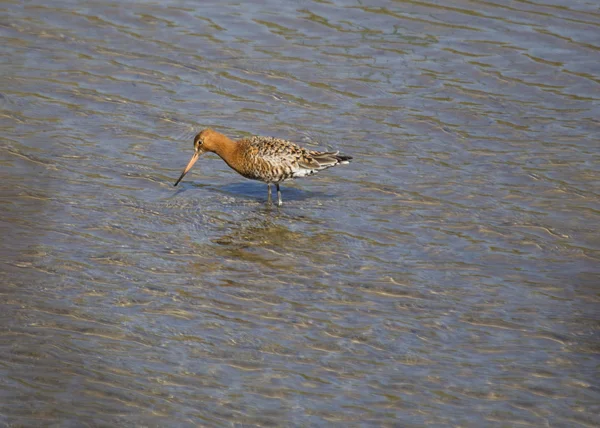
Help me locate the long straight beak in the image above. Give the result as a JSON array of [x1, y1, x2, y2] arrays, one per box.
[[174, 150, 201, 186]]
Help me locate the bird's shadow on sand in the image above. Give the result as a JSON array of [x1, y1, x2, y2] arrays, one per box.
[[172, 181, 331, 203]]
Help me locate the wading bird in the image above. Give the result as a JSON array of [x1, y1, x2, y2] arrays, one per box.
[[174, 129, 352, 205]]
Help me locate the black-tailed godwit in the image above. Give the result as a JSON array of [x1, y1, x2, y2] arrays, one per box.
[[174, 129, 352, 205]]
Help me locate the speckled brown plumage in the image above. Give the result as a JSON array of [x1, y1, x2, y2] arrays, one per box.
[[174, 129, 352, 205]]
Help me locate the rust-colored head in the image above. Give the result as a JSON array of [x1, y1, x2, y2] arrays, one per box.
[[173, 129, 218, 186]]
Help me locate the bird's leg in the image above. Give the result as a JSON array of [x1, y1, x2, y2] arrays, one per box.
[[267, 183, 272, 203], [276, 183, 282, 206]]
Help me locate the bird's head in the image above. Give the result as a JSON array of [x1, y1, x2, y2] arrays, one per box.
[[173, 129, 215, 186]]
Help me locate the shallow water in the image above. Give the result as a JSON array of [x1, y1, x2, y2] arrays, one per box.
[[2, 0, 599, 426]]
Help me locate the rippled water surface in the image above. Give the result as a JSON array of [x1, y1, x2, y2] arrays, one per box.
[[2, 0, 599, 426]]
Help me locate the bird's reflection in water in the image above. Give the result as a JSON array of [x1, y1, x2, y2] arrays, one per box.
[[213, 208, 298, 250], [210, 202, 337, 267], [178, 180, 341, 279], [218, 180, 331, 205]]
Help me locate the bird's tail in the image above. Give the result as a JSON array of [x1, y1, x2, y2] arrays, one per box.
[[310, 151, 353, 167], [334, 153, 353, 164]]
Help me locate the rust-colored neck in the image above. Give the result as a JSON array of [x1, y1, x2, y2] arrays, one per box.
[[201, 129, 241, 170]]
